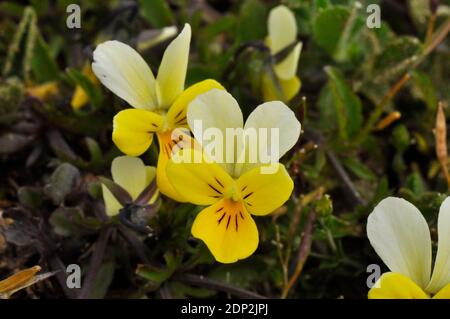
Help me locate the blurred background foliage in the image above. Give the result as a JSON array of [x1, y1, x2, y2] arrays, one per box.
[[0, 0, 449, 299]]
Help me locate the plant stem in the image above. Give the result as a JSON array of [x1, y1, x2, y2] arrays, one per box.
[[355, 18, 450, 145], [281, 212, 316, 299], [176, 273, 267, 299]]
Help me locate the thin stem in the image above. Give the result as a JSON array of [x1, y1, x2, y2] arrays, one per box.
[[326, 151, 365, 207], [355, 18, 450, 145], [175, 273, 267, 299], [281, 212, 316, 299], [274, 225, 288, 288]]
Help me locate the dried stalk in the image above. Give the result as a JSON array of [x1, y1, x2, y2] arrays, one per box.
[[435, 102, 450, 189]]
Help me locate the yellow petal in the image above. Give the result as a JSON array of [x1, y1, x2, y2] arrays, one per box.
[[112, 109, 164, 156], [166, 79, 225, 129], [433, 283, 450, 299], [368, 272, 429, 299], [156, 130, 189, 202], [267, 5, 301, 79], [236, 163, 293, 216], [191, 199, 259, 263], [92, 40, 157, 109], [261, 72, 301, 102], [166, 149, 234, 206], [156, 24, 191, 108], [71, 63, 100, 110]]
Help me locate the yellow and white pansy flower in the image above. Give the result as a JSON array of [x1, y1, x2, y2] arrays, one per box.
[[367, 197, 450, 299], [166, 89, 301, 263], [262, 5, 302, 103], [102, 156, 157, 216], [92, 23, 224, 202]]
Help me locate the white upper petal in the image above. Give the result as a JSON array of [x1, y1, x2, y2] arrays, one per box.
[[268, 5, 300, 79], [92, 40, 156, 109], [426, 196, 450, 294], [239, 101, 301, 174], [156, 23, 191, 108], [187, 89, 243, 176], [367, 197, 432, 289]]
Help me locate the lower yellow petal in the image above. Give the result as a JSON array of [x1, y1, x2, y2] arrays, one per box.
[[261, 73, 301, 103], [236, 163, 293, 216], [112, 109, 164, 156], [433, 283, 450, 299], [191, 199, 259, 263], [368, 272, 429, 299], [166, 79, 225, 128], [166, 148, 234, 205]]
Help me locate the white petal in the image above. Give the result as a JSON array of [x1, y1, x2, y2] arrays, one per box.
[[367, 197, 432, 289], [92, 40, 156, 109], [111, 156, 148, 199], [137, 26, 178, 51], [187, 88, 243, 176], [156, 23, 191, 108], [426, 197, 450, 294], [239, 101, 301, 174], [268, 5, 300, 79]]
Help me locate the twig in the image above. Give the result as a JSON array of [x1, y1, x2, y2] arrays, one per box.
[[175, 274, 267, 299], [77, 227, 113, 299], [325, 151, 365, 207], [118, 225, 151, 264], [281, 212, 316, 298], [356, 18, 450, 145], [274, 225, 288, 288], [356, 73, 411, 144]]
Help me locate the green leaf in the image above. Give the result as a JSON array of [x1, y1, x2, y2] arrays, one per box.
[[18, 186, 44, 209], [237, 0, 267, 43], [313, 6, 363, 62], [139, 0, 173, 28], [372, 36, 421, 83], [44, 163, 80, 205], [31, 34, 60, 82], [89, 261, 115, 299], [136, 252, 179, 285], [49, 206, 102, 236], [66, 68, 103, 109], [325, 66, 362, 139], [411, 70, 438, 111], [405, 171, 427, 196], [342, 157, 377, 181], [49, 207, 84, 236]]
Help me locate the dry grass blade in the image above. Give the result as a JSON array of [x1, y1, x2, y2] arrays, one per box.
[[0, 265, 57, 299], [435, 102, 450, 189]]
